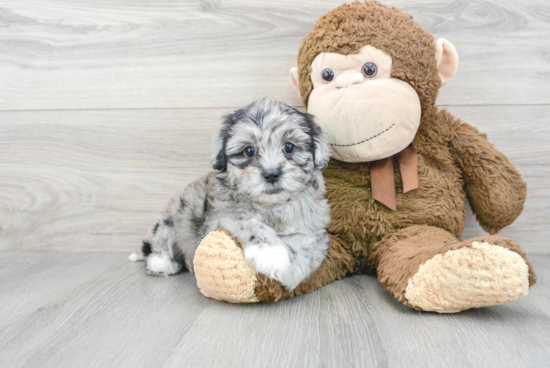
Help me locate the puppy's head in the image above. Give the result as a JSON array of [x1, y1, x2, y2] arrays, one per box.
[[212, 98, 330, 204]]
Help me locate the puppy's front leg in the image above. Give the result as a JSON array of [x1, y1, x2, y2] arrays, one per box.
[[232, 219, 295, 289], [243, 229, 329, 291], [208, 216, 309, 291], [278, 233, 330, 290]]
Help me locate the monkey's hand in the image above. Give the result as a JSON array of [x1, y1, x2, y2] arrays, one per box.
[[447, 114, 526, 234]]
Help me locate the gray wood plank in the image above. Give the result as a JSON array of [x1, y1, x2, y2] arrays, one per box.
[[1, 105, 549, 253], [0, 253, 549, 368], [0, 108, 220, 252], [0, 0, 549, 110], [0, 253, 123, 330], [0, 253, 209, 368]]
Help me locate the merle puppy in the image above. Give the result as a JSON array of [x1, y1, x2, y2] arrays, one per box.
[[130, 98, 331, 291]]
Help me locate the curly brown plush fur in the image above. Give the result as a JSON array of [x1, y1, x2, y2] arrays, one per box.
[[251, 1, 535, 309]]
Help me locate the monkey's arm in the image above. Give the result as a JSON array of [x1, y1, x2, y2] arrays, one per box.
[[447, 116, 526, 234]]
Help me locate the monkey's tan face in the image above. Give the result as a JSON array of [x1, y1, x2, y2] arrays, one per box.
[[307, 45, 421, 162]]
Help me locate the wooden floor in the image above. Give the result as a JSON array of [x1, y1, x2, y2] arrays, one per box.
[[0, 253, 549, 368], [1, 0, 550, 367]]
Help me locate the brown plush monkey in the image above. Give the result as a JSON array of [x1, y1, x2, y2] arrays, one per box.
[[193, 1, 536, 312]]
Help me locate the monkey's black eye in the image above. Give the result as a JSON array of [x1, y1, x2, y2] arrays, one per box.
[[244, 146, 256, 158], [362, 62, 377, 78], [322, 68, 334, 82], [284, 143, 295, 154]]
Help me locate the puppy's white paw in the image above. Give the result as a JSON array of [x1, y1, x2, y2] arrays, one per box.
[[146, 254, 183, 276], [128, 252, 145, 262], [244, 243, 298, 290]]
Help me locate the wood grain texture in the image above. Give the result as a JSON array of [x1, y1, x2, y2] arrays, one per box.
[[0, 108, 221, 252], [1, 0, 549, 110], [1, 105, 549, 253], [1, 253, 549, 368]]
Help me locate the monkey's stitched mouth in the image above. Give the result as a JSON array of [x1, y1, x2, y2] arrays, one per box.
[[329, 123, 395, 147]]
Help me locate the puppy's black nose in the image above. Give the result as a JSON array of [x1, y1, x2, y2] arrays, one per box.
[[263, 170, 281, 184]]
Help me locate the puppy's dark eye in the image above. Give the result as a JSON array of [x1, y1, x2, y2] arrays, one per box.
[[284, 143, 295, 154], [244, 146, 256, 158], [362, 62, 377, 78], [322, 68, 334, 82]]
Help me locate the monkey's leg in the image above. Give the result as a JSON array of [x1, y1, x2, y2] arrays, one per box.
[[193, 230, 355, 303], [369, 225, 536, 313]]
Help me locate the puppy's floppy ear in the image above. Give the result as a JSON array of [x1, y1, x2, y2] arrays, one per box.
[[300, 111, 331, 169], [312, 123, 331, 169], [211, 115, 233, 171], [211, 133, 227, 171]]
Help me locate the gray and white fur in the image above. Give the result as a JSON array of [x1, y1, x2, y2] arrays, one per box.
[[129, 98, 331, 291]]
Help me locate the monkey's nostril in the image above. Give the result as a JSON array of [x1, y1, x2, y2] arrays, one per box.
[[263, 171, 281, 184]]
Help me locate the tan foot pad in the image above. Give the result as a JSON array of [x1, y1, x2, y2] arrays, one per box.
[[405, 241, 529, 313], [193, 229, 259, 303]]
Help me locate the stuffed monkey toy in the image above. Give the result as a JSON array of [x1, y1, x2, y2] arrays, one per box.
[[192, 0, 536, 312]]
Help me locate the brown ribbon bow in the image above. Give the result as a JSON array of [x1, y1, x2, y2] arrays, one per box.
[[369, 144, 419, 211]]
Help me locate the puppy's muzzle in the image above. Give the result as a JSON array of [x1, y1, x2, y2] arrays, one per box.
[[263, 170, 281, 184]]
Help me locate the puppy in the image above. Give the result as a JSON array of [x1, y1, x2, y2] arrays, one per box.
[[130, 98, 331, 291]]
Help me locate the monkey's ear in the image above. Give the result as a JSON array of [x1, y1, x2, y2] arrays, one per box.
[[435, 38, 459, 86], [289, 67, 301, 95]]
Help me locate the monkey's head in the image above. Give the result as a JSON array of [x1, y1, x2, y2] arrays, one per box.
[[289, 1, 458, 162]]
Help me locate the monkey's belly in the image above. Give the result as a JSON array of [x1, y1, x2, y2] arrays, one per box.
[[323, 157, 466, 261]]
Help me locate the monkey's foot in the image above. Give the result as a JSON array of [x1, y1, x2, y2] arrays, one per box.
[[194, 229, 259, 303], [404, 241, 530, 313]]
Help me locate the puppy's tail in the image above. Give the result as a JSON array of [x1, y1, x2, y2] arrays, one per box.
[[128, 240, 152, 262]]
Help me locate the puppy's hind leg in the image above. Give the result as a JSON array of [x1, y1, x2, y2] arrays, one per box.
[[128, 239, 152, 262], [130, 215, 184, 276], [146, 253, 183, 276]]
